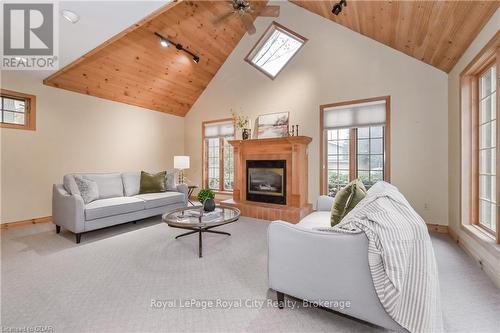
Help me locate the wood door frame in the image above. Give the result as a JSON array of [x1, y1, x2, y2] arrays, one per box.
[[319, 95, 391, 195], [201, 118, 234, 193]]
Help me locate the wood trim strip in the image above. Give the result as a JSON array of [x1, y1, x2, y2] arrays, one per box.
[[426, 223, 448, 234], [1, 216, 52, 230], [0, 89, 36, 131], [43, 0, 183, 84]]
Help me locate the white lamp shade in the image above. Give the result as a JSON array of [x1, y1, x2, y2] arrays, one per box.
[[174, 156, 190, 169]]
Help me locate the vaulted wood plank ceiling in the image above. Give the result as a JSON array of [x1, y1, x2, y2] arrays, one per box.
[[290, 0, 499, 73], [45, 0, 499, 117], [44, 0, 267, 116]]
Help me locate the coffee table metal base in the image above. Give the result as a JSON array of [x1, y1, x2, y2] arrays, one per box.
[[173, 226, 231, 258]]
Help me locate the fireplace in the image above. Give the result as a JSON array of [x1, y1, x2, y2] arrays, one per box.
[[246, 160, 286, 205]]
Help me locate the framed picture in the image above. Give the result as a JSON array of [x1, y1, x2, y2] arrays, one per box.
[[256, 111, 289, 138]]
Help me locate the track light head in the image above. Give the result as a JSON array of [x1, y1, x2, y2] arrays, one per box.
[[160, 38, 169, 48], [192, 56, 200, 64], [332, 0, 347, 16]]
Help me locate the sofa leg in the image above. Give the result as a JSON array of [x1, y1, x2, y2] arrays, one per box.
[[56, 225, 61, 234], [75, 233, 81, 244], [277, 291, 285, 309]]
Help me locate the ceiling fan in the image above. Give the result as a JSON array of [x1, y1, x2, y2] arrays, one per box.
[[215, 0, 280, 35]]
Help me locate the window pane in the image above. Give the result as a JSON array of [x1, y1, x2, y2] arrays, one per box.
[[356, 126, 386, 189], [207, 138, 220, 190], [370, 138, 383, 154], [478, 65, 497, 232], [249, 24, 305, 78], [357, 139, 369, 154], [326, 129, 350, 197], [2, 97, 25, 112], [370, 155, 384, 170], [2, 111, 25, 125], [357, 155, 369, 170], [223, 137, 234, 191], [370, 126, 383, 138], [358, 127, 369, 139]]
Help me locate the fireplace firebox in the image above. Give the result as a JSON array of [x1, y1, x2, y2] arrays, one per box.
[[246, 160, 286, 205]]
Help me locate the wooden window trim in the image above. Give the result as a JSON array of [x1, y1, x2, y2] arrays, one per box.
[[460, 31, 499, 244], [244, 21, 308, 80], [0, 89, 36, 131], [319, 96, 391, 195], [202, 118, 234, 192]]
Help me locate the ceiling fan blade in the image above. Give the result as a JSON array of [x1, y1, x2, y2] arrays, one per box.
[[241, 13, 256, 35], [213, 10, 235, 24], [259, 6, 280, 17]]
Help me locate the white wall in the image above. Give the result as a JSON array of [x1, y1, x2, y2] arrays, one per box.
[[448, 9, 500, 287], [185, 2, 449, 225], [1, 72, 184, 223]]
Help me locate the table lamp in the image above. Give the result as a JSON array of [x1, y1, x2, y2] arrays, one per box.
[[174, 156, 190, 184]]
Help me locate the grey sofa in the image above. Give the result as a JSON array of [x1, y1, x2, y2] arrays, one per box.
[[53, 172, 188, 243]]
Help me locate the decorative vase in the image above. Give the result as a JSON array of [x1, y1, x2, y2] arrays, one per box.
[[203, 198, 215, 212], [242, 128, 250, 140]]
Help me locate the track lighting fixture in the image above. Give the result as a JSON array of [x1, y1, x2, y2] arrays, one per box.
[[332, 0, 347, 15], [154, 32, 200, 64]]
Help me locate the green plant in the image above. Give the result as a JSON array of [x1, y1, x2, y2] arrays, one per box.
[[231, 109, 249, 130], [197, 188, 215, 203]]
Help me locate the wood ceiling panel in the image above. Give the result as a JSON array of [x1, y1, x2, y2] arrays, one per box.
[[290, 1, 499, 73], [44, 0, 268, 116]]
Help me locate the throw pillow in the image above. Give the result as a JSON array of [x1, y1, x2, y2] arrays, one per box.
[[139, 171, 167, 194], [165, 171, 176, 191], [74, 176, 99, 204], [330, 179, 367, 226]]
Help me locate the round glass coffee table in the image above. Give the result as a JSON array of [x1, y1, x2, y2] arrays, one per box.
[[162, 205, 240, 258]]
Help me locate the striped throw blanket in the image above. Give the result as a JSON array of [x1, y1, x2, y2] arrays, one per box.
[[326, 182, 443, 333]]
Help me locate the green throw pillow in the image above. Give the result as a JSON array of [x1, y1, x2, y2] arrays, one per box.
[[330, 179, 367, 226], [139, 171, 167, 194]]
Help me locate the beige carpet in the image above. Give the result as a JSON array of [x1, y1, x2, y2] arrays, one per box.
[[1, 216, 499, 333]]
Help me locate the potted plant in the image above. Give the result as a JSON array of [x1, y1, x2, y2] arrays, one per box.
[[197, 188, 215, 212], [231, 110, 250, 140]]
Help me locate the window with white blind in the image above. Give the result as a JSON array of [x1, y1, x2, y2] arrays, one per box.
[[202, 119, 235, 192], [320, 97, 390, 197]]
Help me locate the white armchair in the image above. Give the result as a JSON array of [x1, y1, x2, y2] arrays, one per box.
[[267, 196, 405, 331]]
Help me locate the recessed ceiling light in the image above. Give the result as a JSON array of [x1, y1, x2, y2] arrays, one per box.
[[61, 9, 80, 23]]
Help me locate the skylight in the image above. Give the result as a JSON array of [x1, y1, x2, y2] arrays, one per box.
[[245, 22, 307, 79]]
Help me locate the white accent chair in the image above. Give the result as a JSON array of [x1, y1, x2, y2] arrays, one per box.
[[268, 190, 405, 331]]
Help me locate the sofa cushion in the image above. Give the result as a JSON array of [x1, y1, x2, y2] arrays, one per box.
[[82, 173, 124, 199], [297, 211, 332, 229], [134, 192, 185, 209], [85, 197, 145, 221], [63, 174, 80, 195], [331, 179, 366, 226], [139, 171, 166, 194], [122, 172, 141, 196], [74, 176, 99, 204], [166, 171, 176, 191]]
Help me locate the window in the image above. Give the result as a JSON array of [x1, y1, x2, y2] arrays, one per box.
[[0, 89, 36, 130], [460, 33, 499, 243], [245, 22, 307, 79], [478, 65, 497, 233], [203, 119, 235, 192], [320, 97, 390, 197]]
